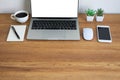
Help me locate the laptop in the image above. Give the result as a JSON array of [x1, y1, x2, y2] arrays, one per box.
[[27, 0, 80, 40]]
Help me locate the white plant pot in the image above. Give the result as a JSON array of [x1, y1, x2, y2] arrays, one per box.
[[86, 16, 94, 22], [96, 15, 104, 22]]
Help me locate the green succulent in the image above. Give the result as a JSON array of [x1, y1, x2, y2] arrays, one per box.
[[96, 8, 104, 16], [85, 9, 96, 16]]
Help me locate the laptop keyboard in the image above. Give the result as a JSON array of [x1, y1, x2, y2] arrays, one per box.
[[31, 20, 77, 30]]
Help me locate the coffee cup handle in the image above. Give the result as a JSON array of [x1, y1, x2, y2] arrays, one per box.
[[11, 14, 16, 20]]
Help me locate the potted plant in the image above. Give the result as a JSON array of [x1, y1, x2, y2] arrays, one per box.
[[96, 8, 104, 22], [85, 9, 96, 22]]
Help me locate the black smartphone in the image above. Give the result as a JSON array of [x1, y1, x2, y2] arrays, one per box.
[[97, 25, 112, 43]]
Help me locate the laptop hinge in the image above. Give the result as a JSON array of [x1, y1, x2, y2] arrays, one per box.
[[32, 17, 77, 19]]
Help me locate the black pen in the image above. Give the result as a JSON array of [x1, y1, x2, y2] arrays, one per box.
[[11, 26, 20, 39]]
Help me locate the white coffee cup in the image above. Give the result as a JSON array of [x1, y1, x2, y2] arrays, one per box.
[[11, 10, 29, 23]]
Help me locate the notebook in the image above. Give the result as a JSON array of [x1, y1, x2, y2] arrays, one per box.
[[7, 25, 26, 41], [27, 0, 80, 40]]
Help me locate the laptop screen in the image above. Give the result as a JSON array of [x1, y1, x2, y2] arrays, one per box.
[[31, 0, 78, 17]]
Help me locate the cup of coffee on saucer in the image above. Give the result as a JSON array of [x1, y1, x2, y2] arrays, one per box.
[[11, 10, 29, 23]]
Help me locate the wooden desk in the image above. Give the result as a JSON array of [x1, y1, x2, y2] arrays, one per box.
[[0, 14, 120, 80]]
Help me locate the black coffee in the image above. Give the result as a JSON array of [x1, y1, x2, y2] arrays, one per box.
[[16, 13, 27, 18]]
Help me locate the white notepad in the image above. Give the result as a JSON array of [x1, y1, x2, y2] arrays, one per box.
[[7, 25, 26, 41]]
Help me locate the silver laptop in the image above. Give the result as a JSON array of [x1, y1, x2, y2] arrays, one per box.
[[27, 0, 80, 40]]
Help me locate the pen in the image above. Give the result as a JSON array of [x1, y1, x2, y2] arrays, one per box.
[[11, 26, 20, 39]]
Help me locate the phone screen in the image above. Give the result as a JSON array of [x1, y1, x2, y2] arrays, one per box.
[[98, 27, 111, 40]]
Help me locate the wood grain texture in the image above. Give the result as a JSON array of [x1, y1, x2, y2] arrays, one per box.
[[0, 14, 120, 80]]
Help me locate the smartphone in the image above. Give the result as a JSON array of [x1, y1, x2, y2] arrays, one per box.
[[97, 25, 112, 43]]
